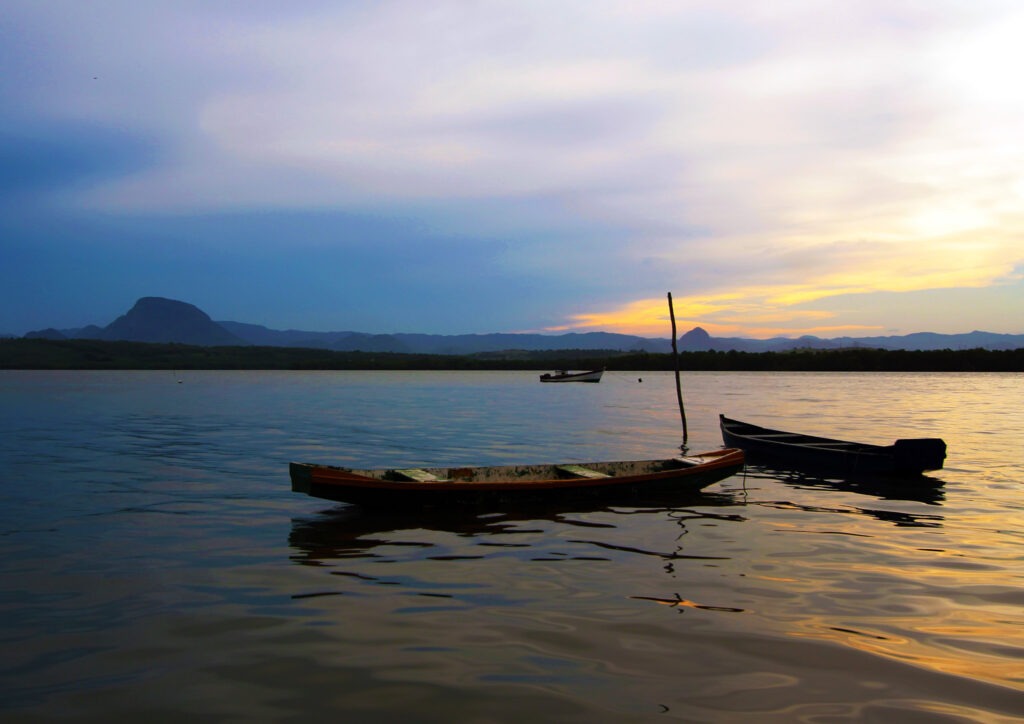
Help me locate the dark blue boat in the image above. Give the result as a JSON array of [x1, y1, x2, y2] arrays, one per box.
[[719, 414, 945, 477]]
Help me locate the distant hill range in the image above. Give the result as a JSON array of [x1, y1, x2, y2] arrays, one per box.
[[25, 297, 243, 347], [19, 296, 1024, 353]]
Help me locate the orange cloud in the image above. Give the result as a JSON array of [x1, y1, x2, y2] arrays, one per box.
[[551, 223, 1024, 339], [548, 294, 883, 339]]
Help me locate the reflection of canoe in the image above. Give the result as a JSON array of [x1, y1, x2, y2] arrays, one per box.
[[288, 490, 742, 564], [719, 414, 946, 477], [539, 368, 604, 383], [290, 448, 744, 507], [742, 466, 945, 507]]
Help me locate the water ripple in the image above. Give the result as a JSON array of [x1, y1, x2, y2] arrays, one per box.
[[1, 370, 1022, 720]]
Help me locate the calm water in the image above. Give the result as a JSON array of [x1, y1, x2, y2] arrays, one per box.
[[0, 370, 1021, 722]]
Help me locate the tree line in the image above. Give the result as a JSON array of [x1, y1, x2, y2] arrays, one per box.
[[1, 337, 1021, 372]]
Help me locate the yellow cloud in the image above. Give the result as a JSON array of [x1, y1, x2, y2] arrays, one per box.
[[553, 227, 1022, 339], [552, 294, 756, 337], [551, 292, 886, 338]]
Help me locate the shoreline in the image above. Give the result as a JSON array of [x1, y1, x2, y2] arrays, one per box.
[[2, 338, 1022, 372]]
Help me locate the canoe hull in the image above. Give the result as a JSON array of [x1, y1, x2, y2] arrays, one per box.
[[291, 448, 744, 507], [719, 415, 945, 477]]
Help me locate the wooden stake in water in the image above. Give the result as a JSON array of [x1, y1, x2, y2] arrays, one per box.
[[667, 292, 688, 449]]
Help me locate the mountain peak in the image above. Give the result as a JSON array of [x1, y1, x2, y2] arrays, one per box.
[[100, 297, 243, 346], [678, 327, 712, 350]]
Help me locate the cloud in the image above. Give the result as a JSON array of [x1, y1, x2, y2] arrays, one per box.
[[4, 0, 1024, 336], [0, 119, 156, 203]]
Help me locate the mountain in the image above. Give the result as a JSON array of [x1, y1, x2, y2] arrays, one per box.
[[216, 322, 667, 354], [24, 297, 1024, 352], [219, 321, 1024, 353], [23, 328, 68, 340], [98, 297, 245, 346], [217, 322, 413, 352], [825, 331, 1024, 351]]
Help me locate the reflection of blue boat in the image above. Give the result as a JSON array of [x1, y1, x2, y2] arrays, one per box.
[[719, 415, 946, 477], [539, 368, 604, 383], [289, 448, 744, 507]]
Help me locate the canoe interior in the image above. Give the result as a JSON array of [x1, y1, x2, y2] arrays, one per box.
[[293, 453, 737, 485]]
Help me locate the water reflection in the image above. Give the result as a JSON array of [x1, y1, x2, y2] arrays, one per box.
[[287, 493, 745, 567], [287, 498, 758, 641], [742, 464, 946, 505], [630, 594, 746, 613], [716, 466, 948, 532], [733, 466, 945, 534]]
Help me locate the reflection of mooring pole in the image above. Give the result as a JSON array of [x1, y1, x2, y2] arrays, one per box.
[[667, 292, 688, 448]]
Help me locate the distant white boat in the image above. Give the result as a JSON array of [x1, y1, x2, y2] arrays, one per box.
[[539, 368, 604, 383]]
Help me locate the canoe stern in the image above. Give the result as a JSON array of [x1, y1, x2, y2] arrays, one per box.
[[892, 438, 947, 472]]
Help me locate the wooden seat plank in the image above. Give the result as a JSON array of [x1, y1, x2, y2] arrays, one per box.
[[390, 468, 448, 482], [556, 464, 610, 479]]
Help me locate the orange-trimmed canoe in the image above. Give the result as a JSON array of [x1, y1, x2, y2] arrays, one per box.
[[290, 448, 744, 507]]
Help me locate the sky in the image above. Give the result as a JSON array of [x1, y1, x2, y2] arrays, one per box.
[[3, 0, 1023, 339]]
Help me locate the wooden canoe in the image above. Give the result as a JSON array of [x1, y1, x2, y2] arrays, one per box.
[[290, 448, 744, 507], [539, 368, 604, 383], [719, 414, 945, 477]]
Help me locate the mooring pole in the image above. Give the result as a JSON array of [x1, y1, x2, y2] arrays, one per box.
[[667, 292, 688, 449]]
